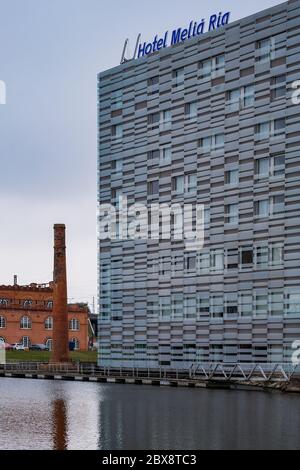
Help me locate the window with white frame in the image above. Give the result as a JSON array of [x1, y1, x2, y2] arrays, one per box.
[[225, 203, 239, 224], [0, 299, 9, 307], [269, 243, 284, 266], [45, 317, 53, 330], [69, 318, 80, 331], [45, 338, 53, 351], [20, 316, 31, 329], [21, 336, 31, 349], [211, 250, 224, 272], [71, 338, 80, 351], [0, 316, 6, 328], [256, 246, 269, 269]]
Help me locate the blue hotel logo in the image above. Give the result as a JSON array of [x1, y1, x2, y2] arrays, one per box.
[[138, 12, 231, 59]]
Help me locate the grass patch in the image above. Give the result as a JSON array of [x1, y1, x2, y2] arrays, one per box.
[[6, 350, 97, 363]]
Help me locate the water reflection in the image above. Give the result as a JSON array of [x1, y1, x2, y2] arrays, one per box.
[[52, 399, 67, 451], [0, 378, 299, 450]]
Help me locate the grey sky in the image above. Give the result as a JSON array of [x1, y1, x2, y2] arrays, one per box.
[[0, 0, 283, 309]]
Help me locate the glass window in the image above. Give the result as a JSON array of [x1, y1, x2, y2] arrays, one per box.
[[239, 293, 252, 317], [200, 136, 211, 152], [0, 316, 6, 328], [211, 250, 224, 272], [256, 122, 269, 140], [111, 89, 123, 110], [255, 293, 268, 317], [254, 199, 269, 218], [148, 300, 159, 320], [271, 195, 285, 214], [45, 338, 53, 351], [186, 254, 196, 272], [273, 154, 285, 176], [187, 173, 197, 193], [71, 338, 80, 351], [20, 316, 31, 330], [243, 85, 255, 107], [286, 293, 300, 316], [215, 134, 225, 149], [160, 147, 172, 164], [211, 296, 223, 319], [273, 118, 285, 135], [160, 297, 171, 319], [148, 76, 159, 86], [270, 244, 283, 266], [270, 291, 284, 316], [172, 296, 183, 320], [21, 336, 31, 349], [172, 175, 184, 194], [148, 112, 160, 125], [45, 317, 53, 330], [225, 204, 239, 224], [185, 101, 198, 119], [160, 110, 172, 130], [198, 294, 210, 317], [228, 88, 240, 111], [198, 252, 210, 273], [255, 157, 269, 178], [225, 169, 239, 186], [112, 124, 123, 139], [148, 180, 159, 196], [69, 318, 80, 331], [184, 297, 197, 319], [256, 246, 269, 268], [199, 59, 212, 79], [174, 68, 184, 88], [241, 248, 253, 267]]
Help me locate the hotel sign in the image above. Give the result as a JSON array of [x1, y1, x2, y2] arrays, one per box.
[[138, 12, 231, 58]]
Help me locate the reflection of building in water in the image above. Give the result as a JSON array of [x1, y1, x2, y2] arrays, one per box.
[[52, 399, 68, 451]]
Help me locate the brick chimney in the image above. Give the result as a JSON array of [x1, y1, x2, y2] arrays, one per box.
[[51, 224, 69, 363]]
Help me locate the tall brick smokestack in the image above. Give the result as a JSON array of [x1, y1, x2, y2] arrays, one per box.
[[51, 224, 69, 363]]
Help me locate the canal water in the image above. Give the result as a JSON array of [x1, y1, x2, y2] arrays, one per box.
[[0, 378, 299, 450]]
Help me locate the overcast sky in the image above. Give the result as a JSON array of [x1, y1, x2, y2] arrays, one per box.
[[0, 0, 282, 309]]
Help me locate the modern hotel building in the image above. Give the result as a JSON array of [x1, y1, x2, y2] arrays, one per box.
[[98, 0, 300, 369]]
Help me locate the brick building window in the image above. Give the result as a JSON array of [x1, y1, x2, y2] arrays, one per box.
[[46, 301, 53, 309], [20, 316, 32, 329], [69, 318, 80, 331], [45, 338, 53, 351], [0, 316, 6, 328], [0, 299, 9, 307], [71, 338, 80, 350], [45, 317, 53, 330], [23, 300, 33, 308], [21, 336, 31, 349]]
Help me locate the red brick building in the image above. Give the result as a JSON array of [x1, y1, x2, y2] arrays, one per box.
[[0, 281, 89, 351]]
